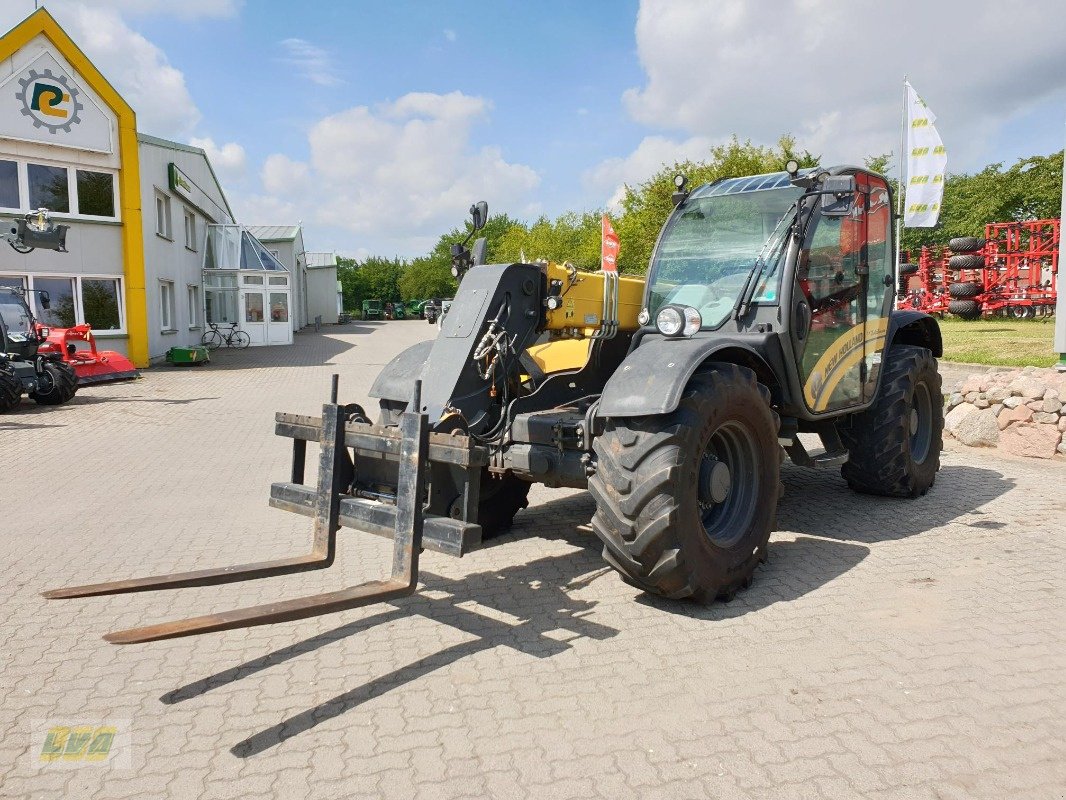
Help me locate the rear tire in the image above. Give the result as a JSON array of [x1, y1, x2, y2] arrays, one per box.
[[899, 262, 918, 275], [232, 330, 251, 349], [30, 362, 78, 406], [589, 364, 781, 602], [201, 330, 223, 350], [948, 299, 981, 319], [0, 368, 21, 413], [478, 473, 531, 539], [949, 281, 982, 298], [838, 345, 942, 497]]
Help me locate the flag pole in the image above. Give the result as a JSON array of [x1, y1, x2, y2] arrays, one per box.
[[895, 76, 907, 291]]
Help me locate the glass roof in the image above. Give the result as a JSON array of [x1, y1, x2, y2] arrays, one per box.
[[689, 169, 815, 199], [204, 225, 288, 271]]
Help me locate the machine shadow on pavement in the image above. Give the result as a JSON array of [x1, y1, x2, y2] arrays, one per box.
[[154, 463, 1014, 757]]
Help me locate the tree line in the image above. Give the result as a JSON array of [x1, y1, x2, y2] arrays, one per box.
[[338, 136, 1063, 310]]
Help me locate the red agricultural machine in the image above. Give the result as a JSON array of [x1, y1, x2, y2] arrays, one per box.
[[36, 324, 139, 384], [897, 218, 1059, 319]]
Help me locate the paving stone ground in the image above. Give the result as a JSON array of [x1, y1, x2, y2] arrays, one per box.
[[1, 320, 1064, 799]]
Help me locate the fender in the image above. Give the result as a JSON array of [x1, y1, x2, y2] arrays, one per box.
[[369, 339, 433, 403], [886, 310, 942, 357], [597, 334, 781, 418]]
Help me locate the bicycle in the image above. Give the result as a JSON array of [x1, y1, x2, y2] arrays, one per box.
[[200, 322, 250, 350]]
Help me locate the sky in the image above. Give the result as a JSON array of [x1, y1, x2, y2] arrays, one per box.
[[3, 0, 1064, 260]]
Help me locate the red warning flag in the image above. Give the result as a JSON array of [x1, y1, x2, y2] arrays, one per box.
[[601, 214, 619, 273]]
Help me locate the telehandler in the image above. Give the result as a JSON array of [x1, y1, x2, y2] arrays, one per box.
[[46, 165, 943, 643]]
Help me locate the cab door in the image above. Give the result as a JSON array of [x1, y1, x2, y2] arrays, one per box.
[[859, 174, 893, 401], [793, 182, 868, 413]]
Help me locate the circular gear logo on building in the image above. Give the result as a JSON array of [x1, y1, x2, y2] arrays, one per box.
[[16, 68, 83, 134]]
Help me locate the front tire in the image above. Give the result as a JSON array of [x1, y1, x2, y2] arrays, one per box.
[[838, 345, 942, 497], [0, 368, 21, 413], [30, 362, 78, 406], [589, 364, 781, 602]]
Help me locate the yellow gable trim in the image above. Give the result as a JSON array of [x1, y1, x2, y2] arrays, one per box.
[[0, 9, 148, 367]]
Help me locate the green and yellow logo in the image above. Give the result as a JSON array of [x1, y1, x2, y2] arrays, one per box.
[[16, 67, 83, 134], [40, 725, 117, 763]]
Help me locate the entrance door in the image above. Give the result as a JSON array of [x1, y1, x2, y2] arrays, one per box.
[[242, 290, 266, 345], [794, 182, 868, 413], [267, 291, 292, 344]]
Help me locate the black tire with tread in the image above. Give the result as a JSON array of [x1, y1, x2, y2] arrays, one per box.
[[948, 254, 984, 270], [899, 262, 918, 275], [948, 299, 981, 319], [588, 363, 781, 603], [30, 362, 78, 406], [838, 345, 942, 498], [478, 474, 531, 539], [0, 368, 21, 413], [948, 236, 985, 253], [949, 281, 982, 298]]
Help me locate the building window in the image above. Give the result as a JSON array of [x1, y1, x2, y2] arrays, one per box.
[[76, 170, 116, 217], [187, 284, 200, 328], [268, 249, 280, 259], [0, 274, 125, 331], [0, 160, 19, 209], [27, 163, 70, 214], [268, 276, 288, 286], [155, 192, 172, 239], [184, 209, 197, 251], [160, 281, 175, 330]]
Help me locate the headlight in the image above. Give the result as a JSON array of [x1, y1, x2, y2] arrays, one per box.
[[655, 305, 702, 337], [655, 306, 683, 336]]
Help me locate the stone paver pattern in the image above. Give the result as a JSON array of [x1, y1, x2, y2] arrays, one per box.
[[1, 320, 1064, 799]]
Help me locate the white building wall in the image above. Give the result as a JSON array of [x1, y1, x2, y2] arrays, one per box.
[[138, 138, 233, 361]]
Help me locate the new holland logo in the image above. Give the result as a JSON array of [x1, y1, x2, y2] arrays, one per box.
[[16, 68, 83, 134]]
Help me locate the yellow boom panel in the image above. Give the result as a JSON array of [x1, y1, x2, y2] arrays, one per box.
[[541, 262, 645, 334]]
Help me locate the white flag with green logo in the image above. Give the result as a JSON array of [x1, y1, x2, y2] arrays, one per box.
[[904, 82, 946, 227]]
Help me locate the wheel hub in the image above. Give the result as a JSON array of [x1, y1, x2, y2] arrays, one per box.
[[699, 455, 732, 507]]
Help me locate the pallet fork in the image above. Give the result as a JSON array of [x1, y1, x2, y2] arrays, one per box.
[[44, 377, 440, 644]]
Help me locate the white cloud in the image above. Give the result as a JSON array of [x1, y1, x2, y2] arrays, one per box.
[[443, 28, 457, 43], [622, 0, 1066, 172], [189, 137, 247, 180], [279, 38, 342, 87], [583, 134, 717, 209], [0, 2, 205, 139], [239, 91, 541, 256]]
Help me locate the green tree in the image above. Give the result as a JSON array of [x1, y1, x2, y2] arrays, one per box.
[[399, 257, 455, 301], [901, 150, 1063, 250], [615, 135, 819, 273]]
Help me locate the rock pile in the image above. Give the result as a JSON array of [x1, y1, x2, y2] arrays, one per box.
[[944, 366, 1066, 459]]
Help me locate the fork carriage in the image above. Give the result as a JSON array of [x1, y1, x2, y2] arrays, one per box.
[[44, 377, 490, 644]]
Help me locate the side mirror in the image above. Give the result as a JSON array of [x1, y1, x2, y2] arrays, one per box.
[[820, 175, 856, 217], [40, 291, 51, 310], [470, 200, 488, 231], [471, 237, 487, 266]]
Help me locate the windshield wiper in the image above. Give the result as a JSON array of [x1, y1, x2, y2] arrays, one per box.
[[733, 203, 797, 321]]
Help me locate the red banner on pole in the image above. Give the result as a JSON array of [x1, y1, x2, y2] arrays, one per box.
[[601, 214, 619, 273]]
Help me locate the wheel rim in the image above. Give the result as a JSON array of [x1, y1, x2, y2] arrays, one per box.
[[37, 369, 55, 395], [910, 381, 933, 465], [698, 421, 760, 548]]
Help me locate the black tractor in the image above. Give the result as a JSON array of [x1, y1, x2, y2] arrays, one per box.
[[0, 288, 78, 413]]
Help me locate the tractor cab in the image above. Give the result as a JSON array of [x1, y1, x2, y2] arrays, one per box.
[[0, 287, 44, 360], [633, 166, 908, 421]]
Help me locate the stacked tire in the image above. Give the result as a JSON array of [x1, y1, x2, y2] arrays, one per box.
[[947, 237, 985, 320]]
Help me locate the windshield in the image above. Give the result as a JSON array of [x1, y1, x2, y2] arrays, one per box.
[[646, 179, 804, 329], [0, 296, 33, 336]]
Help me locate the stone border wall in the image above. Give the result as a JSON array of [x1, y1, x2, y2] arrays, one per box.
[[944, 367, 1066, 459]]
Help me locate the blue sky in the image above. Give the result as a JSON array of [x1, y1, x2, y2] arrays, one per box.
[[4, 1, 1063, 259]]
